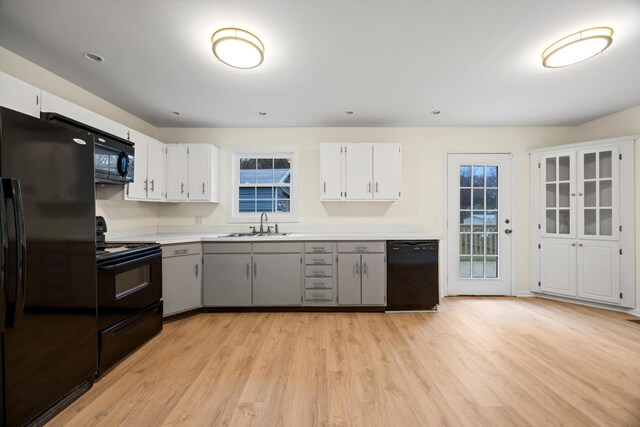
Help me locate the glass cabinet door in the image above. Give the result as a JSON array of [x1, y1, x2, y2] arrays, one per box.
[[578, 147, 619, 240], [541, 152, 575, 238]]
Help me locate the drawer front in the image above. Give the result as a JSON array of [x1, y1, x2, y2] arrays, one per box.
[[203, 243, 252, 254], [305, 277, 333, 290], [305, 253, 334, 265], [304, 289, 333, 302], [162, 243, 202, 258], [252, 242, 303, 253], [304, 265, 333, 277], [304, 242, 333, 253], [337, 241, 385, 253]]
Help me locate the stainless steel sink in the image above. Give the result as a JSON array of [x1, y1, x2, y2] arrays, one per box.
[[220, 232, 258, 237]]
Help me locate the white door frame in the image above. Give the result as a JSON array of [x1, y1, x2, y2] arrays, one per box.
[[443, 152, 517, 296]]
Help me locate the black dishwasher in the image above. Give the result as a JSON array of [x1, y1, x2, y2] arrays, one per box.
[[386, 241, 439, 311]]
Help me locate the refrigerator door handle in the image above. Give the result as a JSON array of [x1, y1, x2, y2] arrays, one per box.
[[0, 178, 7, 332], [3, 179, 26, 327]]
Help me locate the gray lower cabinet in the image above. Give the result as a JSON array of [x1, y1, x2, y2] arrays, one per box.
[[361, 253, 385, 305], [203, 253, 252, 306], [337, 242, 386, 306], [252, 254, 302, 306], [162, 244, 203, 316], [337, 253, 361, 304]]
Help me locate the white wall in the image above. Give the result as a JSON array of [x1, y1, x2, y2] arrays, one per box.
[[570, 107, 640, 310], [0, 47, 160, 230]]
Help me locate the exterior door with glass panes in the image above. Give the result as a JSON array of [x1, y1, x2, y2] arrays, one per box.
[[576, 146, 620, 303], [447, 154, 513, 295]]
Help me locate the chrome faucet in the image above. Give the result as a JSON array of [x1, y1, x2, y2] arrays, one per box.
[[259, 212, 268, 234]]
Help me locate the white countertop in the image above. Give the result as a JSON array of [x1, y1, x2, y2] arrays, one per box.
[[111, 232, 441, 245]]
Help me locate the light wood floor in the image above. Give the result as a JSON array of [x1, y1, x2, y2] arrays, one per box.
[[49, 297, 640, 426]]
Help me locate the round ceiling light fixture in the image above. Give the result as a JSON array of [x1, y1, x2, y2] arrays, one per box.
[[211, 27, 264, 69], [542, 27, 613, 68]]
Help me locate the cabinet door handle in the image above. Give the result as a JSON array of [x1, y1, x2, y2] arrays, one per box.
[[323, 181, 326, 194], [367, 182, 371, 193], [578, 243, 583, 247], [375, 182, 379, 193], [578, 192, 583, 196], [181, 182, 185, 194], [571, 243, 576, 247], [246, 263, 250, 279], [195, 263, 199, 277], [355, 263, 359, 276], [144, 179, 148, 191], [151, 179, 155, 192], [254, 262, 257, 278], [202, 182, 205, 194]]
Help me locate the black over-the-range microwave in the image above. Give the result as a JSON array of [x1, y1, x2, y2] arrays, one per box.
[[42, 112, 135, 184]]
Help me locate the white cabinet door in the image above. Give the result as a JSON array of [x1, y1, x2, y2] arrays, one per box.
[[0, 71, 41, 118], [372, 143, 401, 200], [577, 240, 620, 304], [187, 144, 211, 201], [577, 146, 619, 241], [361, 253, 385, 305], [320, 143, 344, 200], [147, 138, 166, 200], [203, 254, 252, 306], [539, 239, 576, 296], [166, 145, 189, 201], [162, 254, 202, 316], [337, 253, 361, 304], [541, 151, 576, 239], [125, 132, 148, 200], [344, 143, 373, 200], [252, 254, 302, 306]]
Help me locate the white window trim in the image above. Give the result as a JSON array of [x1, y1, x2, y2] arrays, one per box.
[[228, 148, 300, 223]]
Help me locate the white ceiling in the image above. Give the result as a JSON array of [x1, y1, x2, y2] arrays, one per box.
[[1, 0, 639, 127]]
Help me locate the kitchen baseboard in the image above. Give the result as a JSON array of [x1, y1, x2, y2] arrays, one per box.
[[163, 306, 386, 322], [532, 292, 638, 317], [517, 291, 536, 297]]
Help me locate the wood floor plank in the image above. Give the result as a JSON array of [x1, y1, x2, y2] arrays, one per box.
[[48, 297, 640, 427]]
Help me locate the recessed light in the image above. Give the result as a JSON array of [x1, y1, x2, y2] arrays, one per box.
[[83, 52, 104, 63], [542, 27, 613, 68], [211, 28, 264, 69], [171, 111, 181, 116], [345, 111, 354, 115], [258, 112, 267, 116], [431, 110, 441, 115]]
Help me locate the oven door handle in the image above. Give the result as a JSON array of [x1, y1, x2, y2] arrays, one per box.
[[99, 252, 160, 272]]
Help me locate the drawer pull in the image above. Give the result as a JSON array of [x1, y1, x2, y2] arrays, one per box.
[[355, 246, 368, 251], [173, 249, 189, 255]]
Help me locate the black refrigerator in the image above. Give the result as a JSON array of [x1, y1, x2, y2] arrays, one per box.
[[0, 107, 97, 426]]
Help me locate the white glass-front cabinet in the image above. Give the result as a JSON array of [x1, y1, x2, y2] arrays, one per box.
[[319, 143, 401, 201], [530, 138, 635, 308], [166, 144, 220, 203]]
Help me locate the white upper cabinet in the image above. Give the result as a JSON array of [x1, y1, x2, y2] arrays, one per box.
[[319, 143, 343, 200], [125, 131, 149, 200], [319, 142, 401, 201], [166, 145, 189, 201], [166, 144, 220, 203], [0, 71, 41, 118], [147, 138, 167, 200], [345, 144, 374, 200], [372, 143, 401, 200], [40, 91, 129, 140]]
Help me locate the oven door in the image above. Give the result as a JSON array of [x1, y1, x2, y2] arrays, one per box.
[[94, 136, 135, 184], [97, 249, 162, 330]]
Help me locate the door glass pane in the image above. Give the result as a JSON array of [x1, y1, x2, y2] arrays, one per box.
[[600, 209, 612, 236], [599, 151, 612, 179], [460, 166, 472, 187], [545, 158, 556, 182], [599, 180, 612, 207], [559, 156, 570, 181], [584, 181, 596, 207], [584, 153, 596, 179], [459, 257, 471, 278], [458, 163, 500, 279], [584, 209, 597, 235], [546, 184, 556, 208], [546, 210, 557, 234], [558, 209, 570, 234], [473, 166, 484, 187], [558, 183, 570, 207]]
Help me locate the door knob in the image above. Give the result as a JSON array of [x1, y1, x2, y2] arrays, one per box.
[[504, 229, 512, 234]]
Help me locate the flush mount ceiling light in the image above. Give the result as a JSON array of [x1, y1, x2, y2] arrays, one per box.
[[211, 27, 264, 69], [542, 27, 613, 68]]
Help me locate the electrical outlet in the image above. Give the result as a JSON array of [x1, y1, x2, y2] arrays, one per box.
[[194, 216, 203, 225]]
